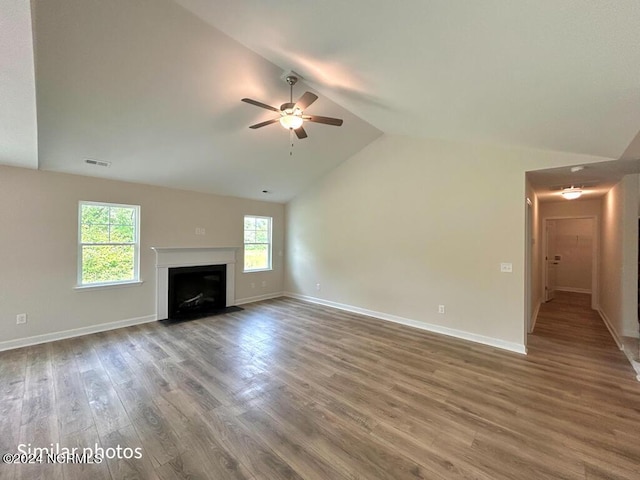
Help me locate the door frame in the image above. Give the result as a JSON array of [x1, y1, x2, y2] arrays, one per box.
[[542, 215, 599, 309], [545, 218, 559, 302], [525, 199, 533, 334]]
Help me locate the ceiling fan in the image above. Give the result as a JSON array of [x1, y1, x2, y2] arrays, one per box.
[[241, 75, 343, 139]]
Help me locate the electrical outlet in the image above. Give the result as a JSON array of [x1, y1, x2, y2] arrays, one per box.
[[261, 280, 267, 288], [16, 313, 27, 325], [438, 305, 445, 314], [250, 282, 255, 289], [316, 283, 321, 291], [195, 227, 206, 235]]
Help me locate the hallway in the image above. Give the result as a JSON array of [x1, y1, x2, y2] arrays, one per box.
[[526, 291, 640, 478], [529, 291, 634, 378]]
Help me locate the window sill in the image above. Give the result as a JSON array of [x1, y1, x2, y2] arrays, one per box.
[[243, 268, 273, 274], [74, 280, 144, 292]]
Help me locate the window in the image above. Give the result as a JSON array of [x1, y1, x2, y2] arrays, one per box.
[[244, 215, 272, 272], [78, 201, 140, 286]]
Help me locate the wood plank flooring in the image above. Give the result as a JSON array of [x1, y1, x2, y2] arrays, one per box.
[[1, 292, 639, 480]]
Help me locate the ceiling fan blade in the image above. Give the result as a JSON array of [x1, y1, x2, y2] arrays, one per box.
[[295, 92, 318, 110], [305, 115, 344, 126], [294, 126, 308, 139], [249, 118, 279, 129], [242, 98, 280, 112]]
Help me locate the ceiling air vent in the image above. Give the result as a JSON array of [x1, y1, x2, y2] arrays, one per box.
[[85, 159, 111, 167]]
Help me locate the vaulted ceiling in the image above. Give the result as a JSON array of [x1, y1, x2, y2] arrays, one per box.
[[3, 0, 640, 202]]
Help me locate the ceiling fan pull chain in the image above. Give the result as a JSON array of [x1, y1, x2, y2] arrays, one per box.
[[290, 129, 294, 156]]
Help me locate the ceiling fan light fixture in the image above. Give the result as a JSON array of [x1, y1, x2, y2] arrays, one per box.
[[279, 113, 303, 130], [561, 187, 583, 200]]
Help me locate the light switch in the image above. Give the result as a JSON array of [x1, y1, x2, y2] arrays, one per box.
[[500, 263, 513, 273]]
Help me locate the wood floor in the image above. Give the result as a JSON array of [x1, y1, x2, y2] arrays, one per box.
[[1, 292, 639, 480]]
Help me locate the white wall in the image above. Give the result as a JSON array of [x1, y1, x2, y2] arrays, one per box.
[[0, 165, 284, 346], [285, 134, 609, 352], [600, 174, 639, 339]]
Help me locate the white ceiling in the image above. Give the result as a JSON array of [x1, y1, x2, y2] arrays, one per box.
[[3, 0, 640, 202], [30, 0, 381, 203], [177, 0, 640, 159]]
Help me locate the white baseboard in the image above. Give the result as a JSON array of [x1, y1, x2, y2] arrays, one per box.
[[0, 293, 285, 352], [597, 308, 623, 350], [234, 292, 284, 306], [0, 314, 158, 352], [620, 337, 640, 382], [530, 301, 541, 333], [284, 292, 527, 355], [556, 287, 591, 294]]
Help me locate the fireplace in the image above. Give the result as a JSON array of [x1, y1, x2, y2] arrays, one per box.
[[168, 264, 226, 320], [151, 247, 237, 320]]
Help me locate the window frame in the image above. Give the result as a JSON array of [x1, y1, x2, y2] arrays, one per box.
[[243, 215, 273, 273], [77, 201, 141, 288]]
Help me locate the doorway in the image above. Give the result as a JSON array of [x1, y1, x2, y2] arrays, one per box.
[[543, 217, 598, 308]]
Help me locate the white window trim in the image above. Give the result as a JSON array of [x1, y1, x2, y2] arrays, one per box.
[[77, 201, 141, 288], [74, 280, 144, 291], [243, 215, 273, 273]]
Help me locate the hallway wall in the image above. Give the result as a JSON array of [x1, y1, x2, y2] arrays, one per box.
[[600, 174, 639, 339], [526, 183, 542, 332], [539, 198, 602, 218]]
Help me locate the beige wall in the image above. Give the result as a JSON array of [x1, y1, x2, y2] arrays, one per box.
[[600, 175, 639, 339], [0, 165, 284, 345], [285, 134, 609, 351]]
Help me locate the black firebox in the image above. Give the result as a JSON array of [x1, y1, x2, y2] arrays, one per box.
[[168, 264, 226, 320]]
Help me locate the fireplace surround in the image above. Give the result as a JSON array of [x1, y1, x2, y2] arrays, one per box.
[[151, 247, 236, 320]]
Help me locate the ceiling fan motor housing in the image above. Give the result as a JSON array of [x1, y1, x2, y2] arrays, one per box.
[[285, 75, 299, 86]]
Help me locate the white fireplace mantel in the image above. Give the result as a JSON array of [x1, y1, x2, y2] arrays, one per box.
[[151, 246, 238, 320]]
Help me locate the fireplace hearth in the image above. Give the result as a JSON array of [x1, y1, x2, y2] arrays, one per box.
[[168, 264, 226, 320]]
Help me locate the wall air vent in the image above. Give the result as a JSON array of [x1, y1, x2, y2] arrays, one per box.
[[85, 159, 111, 167]]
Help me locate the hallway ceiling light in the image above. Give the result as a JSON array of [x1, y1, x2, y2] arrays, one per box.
[[561, 187, 583, 200]]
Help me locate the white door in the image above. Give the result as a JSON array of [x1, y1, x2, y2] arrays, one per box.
[[545, 220, 558, 302]]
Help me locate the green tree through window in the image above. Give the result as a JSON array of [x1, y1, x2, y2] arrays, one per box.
[[244, 215, 272, 271], [79, 202, 140, 285]]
